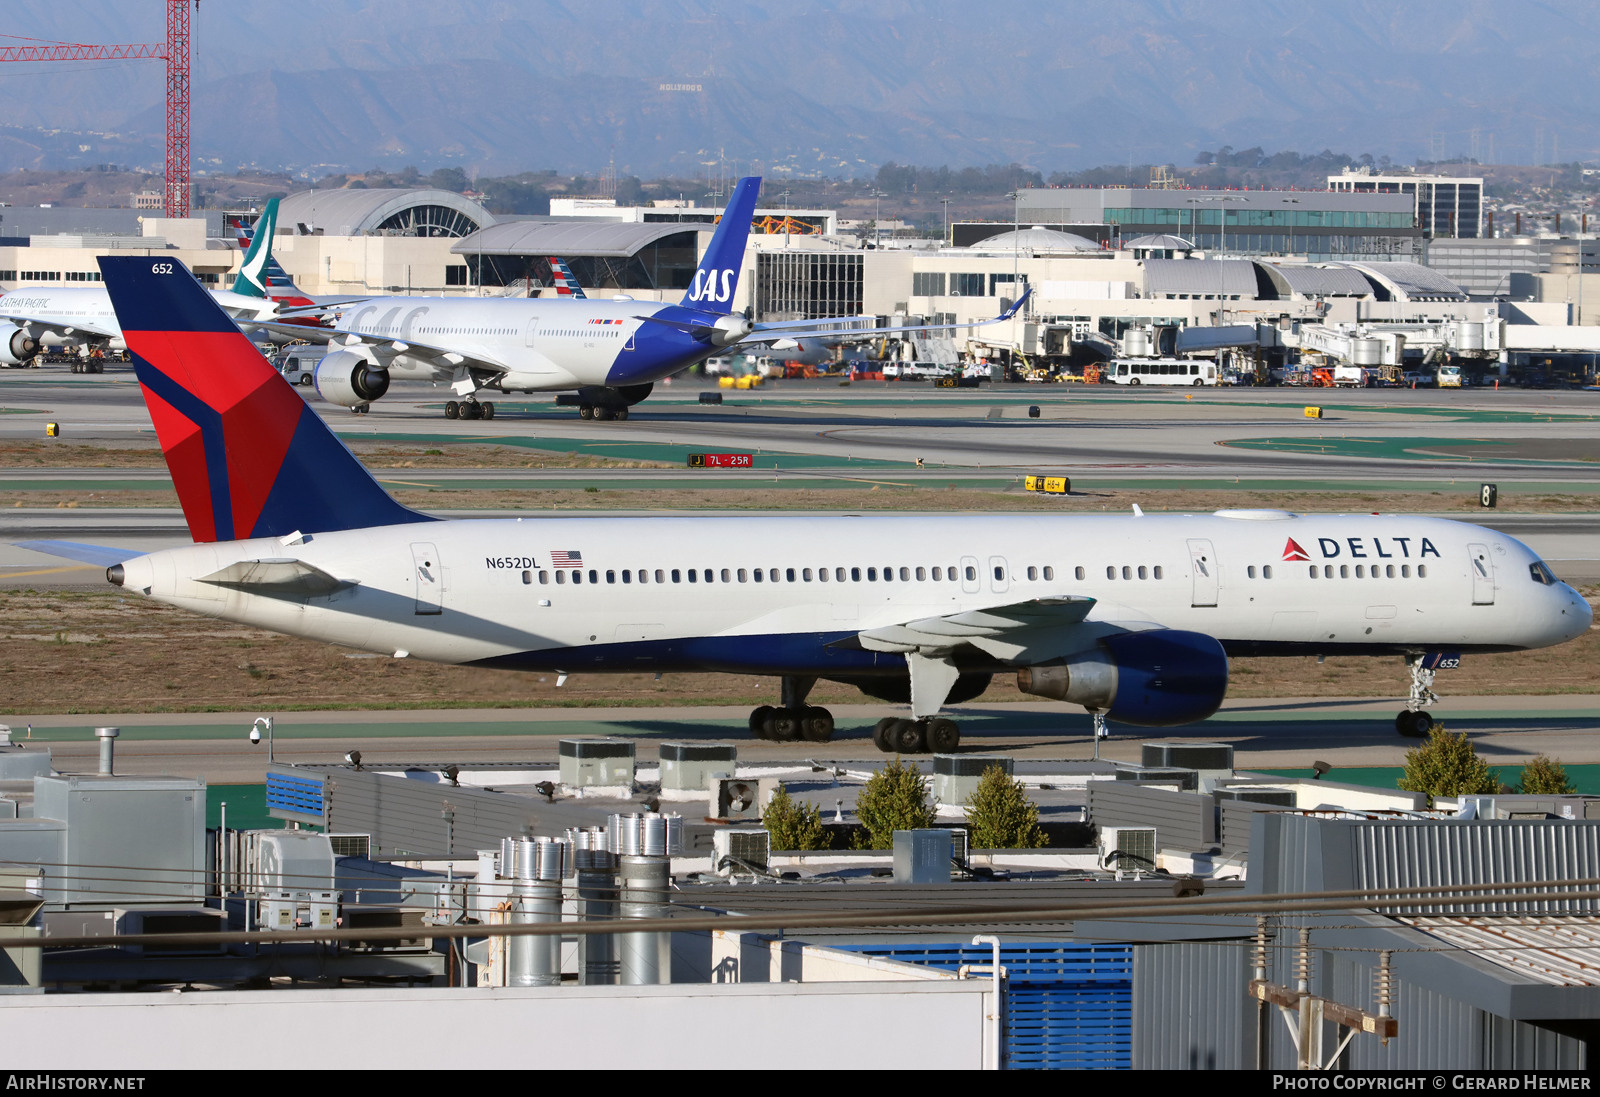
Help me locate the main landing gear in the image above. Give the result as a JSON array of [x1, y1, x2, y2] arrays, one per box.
[[444, 398, 495, 420], [1395, 654, 1439, 738], [577, 403, 627, 421], [747, 676, 834, 742], [871, 716, 960, 754], [348, 403, 371, 414]]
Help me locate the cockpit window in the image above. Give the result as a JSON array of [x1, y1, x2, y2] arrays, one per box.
[[1529, 561, 1559, 586]]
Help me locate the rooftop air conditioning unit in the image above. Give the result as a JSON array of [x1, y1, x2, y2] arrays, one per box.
[[712, 828, 770, 875], [1098, 826, 1157, 877], [709, 777, 778, 821]]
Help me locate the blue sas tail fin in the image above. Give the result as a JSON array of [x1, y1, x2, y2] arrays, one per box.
[[679, 176, 761, 309]]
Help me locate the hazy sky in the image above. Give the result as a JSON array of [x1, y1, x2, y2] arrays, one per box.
[[3, 1, 1596, 175]]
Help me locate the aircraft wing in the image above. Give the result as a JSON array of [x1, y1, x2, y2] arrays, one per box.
[[738, 288, 1033, 345], [246, 320, 512, 375], [856, 592, 1101, 663], [0, 310, 120, 340]]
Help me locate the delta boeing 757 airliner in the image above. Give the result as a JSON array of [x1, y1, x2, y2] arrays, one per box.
[[20, 256, 1591, 752]]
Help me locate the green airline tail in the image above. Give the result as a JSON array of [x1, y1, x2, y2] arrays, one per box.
[[231, 198, 279, 298]]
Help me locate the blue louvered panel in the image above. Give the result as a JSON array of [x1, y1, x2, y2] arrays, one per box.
[[265, 771, 326, 823], [840, 942, 1134, 1069], [1007, 984, 1133, 1069]]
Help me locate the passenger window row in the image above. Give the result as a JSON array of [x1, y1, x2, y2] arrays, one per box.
[[519, 562, 1128, 587], [522, 564, 977, 586], [1309, 564, 1428, 579], [1105, 565, 1165, 580]]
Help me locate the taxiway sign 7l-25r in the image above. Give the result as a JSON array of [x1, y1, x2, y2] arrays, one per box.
[[29, 255, 1592, 752], [257, 176, 1029, 421]]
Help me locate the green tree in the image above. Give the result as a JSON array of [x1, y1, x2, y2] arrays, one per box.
[[853, 758, 934, 849], [1398, 725, 1500, 803], [964, 765, 1047, 849], [1516, 755, 1577, 795], [761, 784, 828, 851]]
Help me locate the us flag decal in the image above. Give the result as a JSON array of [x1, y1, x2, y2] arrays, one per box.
[[551, 550, 584, 567]]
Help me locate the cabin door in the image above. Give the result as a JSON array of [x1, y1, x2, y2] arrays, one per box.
[[1187, 539, 1219, 607]]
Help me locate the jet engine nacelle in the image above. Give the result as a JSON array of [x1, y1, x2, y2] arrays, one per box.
[[0, 327, 39, 366], [313, 349, 390, 407], [1015, 629, 1228, 727], [708, 314, 753, 347]]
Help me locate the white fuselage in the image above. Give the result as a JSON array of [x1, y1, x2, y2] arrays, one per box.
[[1, 285, 274, 348], [113, 512, 1590, 677], [326, 296, 679, 391]]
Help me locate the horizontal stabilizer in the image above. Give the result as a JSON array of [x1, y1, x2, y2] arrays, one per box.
[[13, 540, 141, 567], [197, 558, 351, 596]]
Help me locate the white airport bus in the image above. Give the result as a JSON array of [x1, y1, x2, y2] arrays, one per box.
[[1106, 358, 1218, 386]]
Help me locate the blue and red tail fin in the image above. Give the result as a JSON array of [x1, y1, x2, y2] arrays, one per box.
[[547, 257, 587, 298], [679, 176, 760, 309], [98, 255, 431, 544]]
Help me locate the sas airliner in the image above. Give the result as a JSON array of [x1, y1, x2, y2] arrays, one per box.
[[256, 176, 1028, 421], [22, 256, 1590, 752]]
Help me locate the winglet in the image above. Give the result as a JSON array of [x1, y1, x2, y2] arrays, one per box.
[[98, 255, 431, 543]]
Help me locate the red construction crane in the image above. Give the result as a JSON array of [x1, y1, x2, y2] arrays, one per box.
[[0, 2, 195, 219]]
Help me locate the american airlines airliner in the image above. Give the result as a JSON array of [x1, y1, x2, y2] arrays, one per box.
[[21, 257, 1591, 753]]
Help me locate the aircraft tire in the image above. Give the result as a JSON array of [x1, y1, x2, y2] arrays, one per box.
[[872, 717, 897, 752], [768, 710, 800, 741], [892, 718, 926, 754], [1396, 710, 1434, 738], [445, 401, 460, 420], [482, 402, 495, 420], [579, 404, 594, 420], [926, 718, 960, 753], [750, 705, 776, 740], [800, 706, 834, 742], [595, 406, 616, 421], [614, 406, 629, 421]]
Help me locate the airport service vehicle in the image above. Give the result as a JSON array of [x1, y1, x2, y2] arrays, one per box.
[[1106, 358, 1218, 386], [1438, 363, 1466, 388], [22, 257, 1591, 752], [255, 177, 1027, 421], [1333, 364, 1376, 388], [272, 348, 319, 387]]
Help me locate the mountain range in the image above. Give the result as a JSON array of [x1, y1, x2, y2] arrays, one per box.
[[0, 0, 1594, 179]]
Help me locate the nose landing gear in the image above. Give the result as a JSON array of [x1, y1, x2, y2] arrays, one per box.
[[1396, 654, 1439, 737]]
